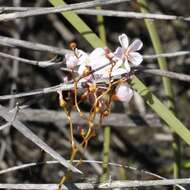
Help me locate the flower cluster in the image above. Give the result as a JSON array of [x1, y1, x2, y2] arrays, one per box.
[[57, 33, 143, 150], [65, 33, 143, 102], [56, 34, 143, 189]]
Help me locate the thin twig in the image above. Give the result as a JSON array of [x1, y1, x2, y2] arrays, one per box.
[[0, 178, 188, 189], [0, 160, 185, 189], [137, 67, 190, 82], [0, 0, 131, 22], [0, 35, 190, 59], [74, 9, 190, 22], [55, 121, 102, 174], [1, 65, 190, 100], [17, 108, 162, 128], [1, 50, 190, 70], [0, 82, 76, 100], [143, 51, 190, 59], [1, 7, 190, 22], [0, 52, 64, 67], [0, 104, 19, 130], [0, 35, 70, 55]]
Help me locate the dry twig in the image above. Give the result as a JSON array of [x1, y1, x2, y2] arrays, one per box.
[[0, 178, 188, 189], [0, 0, 131, 22], [74, 9, 190, 21], [17, 108, 162, 128]]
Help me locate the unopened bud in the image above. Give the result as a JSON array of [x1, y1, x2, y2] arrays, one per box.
[[69, 42, 77, 50], [59, 99, 66, 107], [102, 110, 109, 117]]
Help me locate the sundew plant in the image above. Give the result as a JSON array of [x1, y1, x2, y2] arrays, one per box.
[[0, 0, 190, 190]]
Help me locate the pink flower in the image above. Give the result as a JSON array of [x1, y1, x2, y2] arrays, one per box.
[[115, 33, 143, 73], [115, 83, 133, 102]]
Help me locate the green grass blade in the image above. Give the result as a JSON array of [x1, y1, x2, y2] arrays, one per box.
[[49, 0, 190, 146], [130, 76, 190, 145]]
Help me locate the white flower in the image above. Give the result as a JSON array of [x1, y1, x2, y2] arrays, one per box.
[[65, 49, 87, 69], [115, 83, 133, 102], [78, 48, 107, 76], [115, 33, 143, 73], [78, 48, 125, 79]]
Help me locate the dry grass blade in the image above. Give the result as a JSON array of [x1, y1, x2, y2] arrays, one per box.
[[0, 105, 81, 174]]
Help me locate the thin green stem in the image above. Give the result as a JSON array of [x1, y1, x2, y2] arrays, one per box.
[[138, 0, 181, 180], [96, 7, 111, 181], [102, 126, 111, 181]]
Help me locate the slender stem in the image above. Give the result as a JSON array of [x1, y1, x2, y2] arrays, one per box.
[[96, 6, 111, 181], [102, 126, 111, 181], [138, 0, 181, 182]]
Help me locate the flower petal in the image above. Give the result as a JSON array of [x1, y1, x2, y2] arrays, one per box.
[[124, 59, 131, 73], [111, 68, 127, 76], [128, 52, 143, 66], [78, 63, 86, 75], [77, 50, 88, 65], [90, 56, 110, 74], [96, 64, 110, 77], [115, 83, 133, 102], [118, 33, 129, 49], [128, 39, 143, 52], [89, 48, 105, 59], [114, 47, 124, 59], [65, 53, 77, 69]]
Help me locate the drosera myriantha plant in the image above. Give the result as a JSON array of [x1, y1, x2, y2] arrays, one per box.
[[57, 33, 143, 189]]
